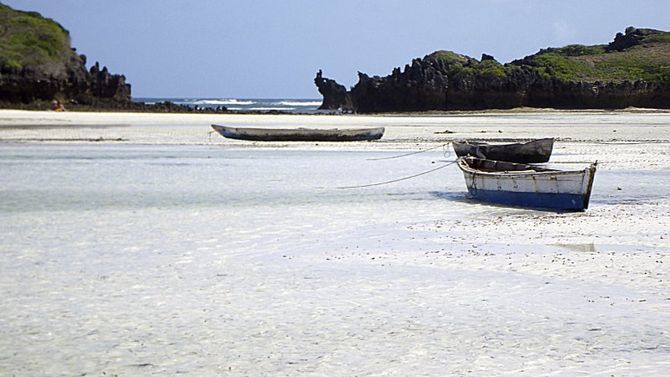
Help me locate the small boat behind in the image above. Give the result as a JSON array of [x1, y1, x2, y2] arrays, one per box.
[[452, 138, 554, 163], [457, 157, 597, 211], [211, 124, 384, 142]]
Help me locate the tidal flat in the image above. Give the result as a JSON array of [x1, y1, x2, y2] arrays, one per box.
[[0, 110, 668, 376]]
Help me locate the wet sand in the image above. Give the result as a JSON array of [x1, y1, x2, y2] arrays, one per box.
[[0, 109, 668, 376]]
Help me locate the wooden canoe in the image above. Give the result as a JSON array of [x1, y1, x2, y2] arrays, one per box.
[[211, 124, 384, 142], [457, 156, 597, 211], [452, 138, 554, 163]]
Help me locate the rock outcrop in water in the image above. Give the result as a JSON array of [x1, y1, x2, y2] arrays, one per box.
[[0, 3, 130, 108], [316, 27, 670, 113], [314, 70, 351, 110]]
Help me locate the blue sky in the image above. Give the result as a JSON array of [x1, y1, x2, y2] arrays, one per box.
[[6, 0, 670, 98]]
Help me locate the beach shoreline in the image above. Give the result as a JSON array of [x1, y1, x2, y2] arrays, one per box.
[[2, 108, 670, 146], [1, 109, 668, 376]]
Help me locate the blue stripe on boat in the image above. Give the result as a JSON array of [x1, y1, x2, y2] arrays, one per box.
[[467, 188, 587, 211]]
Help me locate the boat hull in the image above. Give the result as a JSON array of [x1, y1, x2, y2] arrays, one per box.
[[211, 124, 384, 142], [457, 157, 597, 211], [465, 188, 589, 210], [453, 138, 554, 163]]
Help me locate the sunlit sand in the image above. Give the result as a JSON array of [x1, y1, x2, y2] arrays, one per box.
[[1, 109, 668, 375]]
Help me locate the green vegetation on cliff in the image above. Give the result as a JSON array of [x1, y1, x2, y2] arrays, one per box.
[[431, 50, 469, 65], [319, 27, 670, 112], [428, 28, 670, 84], [521, 28, 670, 83], [0, 3, 72, 71], [529, 45, 670, 83], [0, 2, 134, 107], [429, 50, 514, 81]]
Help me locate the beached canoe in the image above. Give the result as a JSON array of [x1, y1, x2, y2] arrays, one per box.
[[211, 124, 384, 142], [457, 156, 597, 211], [452, 138, 554, 163]]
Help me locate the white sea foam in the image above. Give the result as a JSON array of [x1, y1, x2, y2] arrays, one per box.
[[228, 107, 295, 111], [169, 98, 320, 108], [190, 99, 256, 105], [277, 100, 322, 106]]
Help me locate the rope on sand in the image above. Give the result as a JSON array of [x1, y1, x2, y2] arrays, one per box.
[[336, 160, 457, 189]]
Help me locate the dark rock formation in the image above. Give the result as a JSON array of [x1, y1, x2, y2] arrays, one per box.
[[315, 70, 351, 110], [316, 27, 670, 113], [86, 62, 131, 103], [0, 3, 131, 108], [606, 26, 656, 52], [0, 51, 131, 107], [349, 56, 450, 113]]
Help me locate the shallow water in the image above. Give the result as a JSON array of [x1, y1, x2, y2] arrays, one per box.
[[1, 113, 669, 376]]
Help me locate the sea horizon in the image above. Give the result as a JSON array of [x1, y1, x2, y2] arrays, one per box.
[[133, 97, 323, 113]]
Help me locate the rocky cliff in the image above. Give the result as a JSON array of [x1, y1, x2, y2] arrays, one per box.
[[0, 3, 130, 107], [316, 27, 670, 113]]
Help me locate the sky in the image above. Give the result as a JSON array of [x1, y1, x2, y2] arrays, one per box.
[[5, 0, 670, 99]]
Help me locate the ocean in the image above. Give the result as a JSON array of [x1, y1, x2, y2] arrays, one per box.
[[134, 97, 323, 112]]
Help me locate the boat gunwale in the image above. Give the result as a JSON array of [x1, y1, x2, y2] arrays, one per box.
[[452, 137, 554, 147], [210, 124, 385, 141], [457, 157, 595, 178], [212, 124, 385, 134], [452, 138, 554, 163]]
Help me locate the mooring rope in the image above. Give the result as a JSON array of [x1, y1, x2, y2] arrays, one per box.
[[336, 160, 457, 189], [367, 142, 450, 161]]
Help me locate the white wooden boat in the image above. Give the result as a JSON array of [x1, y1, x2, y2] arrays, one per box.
[[452, 138, 554, 163], [457, 157, 597, 211], [211, 124, 384, 141]]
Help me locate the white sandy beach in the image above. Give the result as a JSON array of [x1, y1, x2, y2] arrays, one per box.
[[0, 109, 669, 376]]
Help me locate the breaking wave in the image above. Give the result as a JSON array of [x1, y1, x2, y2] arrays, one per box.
[[190, 99, 256, 106], [134, 97, 322, 113], [277, 100, 322, 107]]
